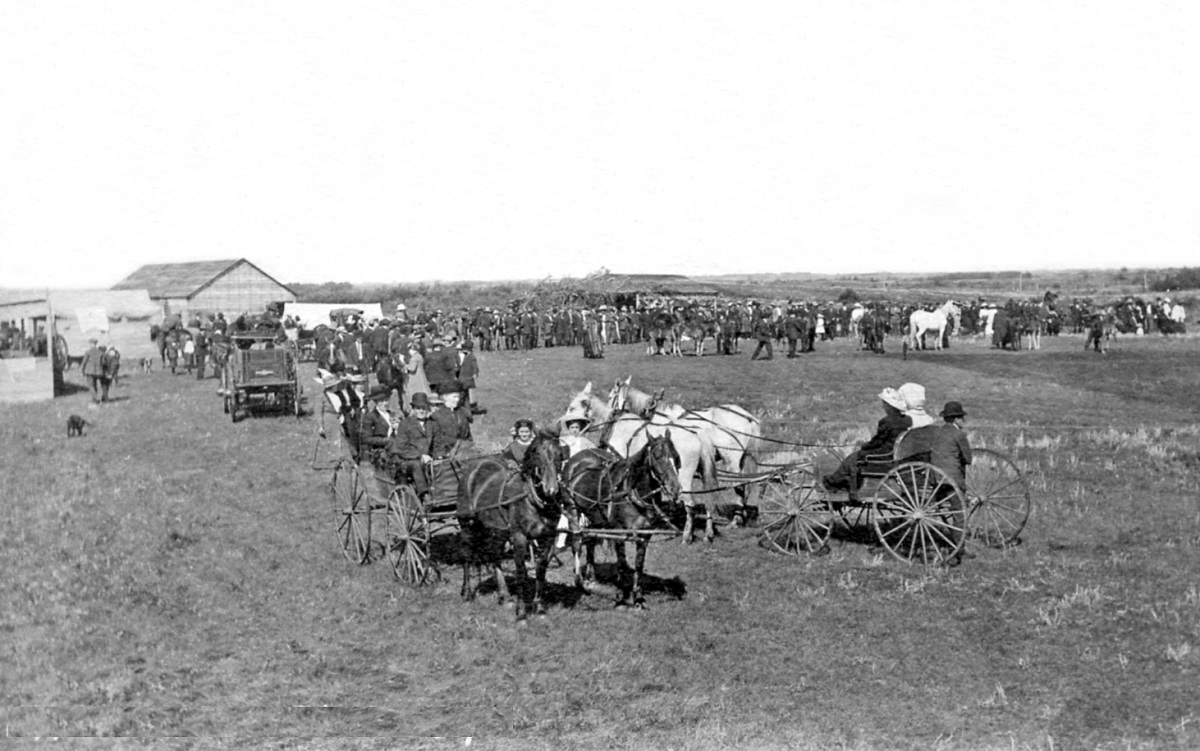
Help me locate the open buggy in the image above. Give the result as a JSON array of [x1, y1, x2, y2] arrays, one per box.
[[222, 332, 302, 422], [752, 426, 1031, 566], [312, 392, 466, 585]]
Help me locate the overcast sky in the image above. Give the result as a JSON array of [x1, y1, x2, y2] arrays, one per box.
[[2, 1, 1198, 289]]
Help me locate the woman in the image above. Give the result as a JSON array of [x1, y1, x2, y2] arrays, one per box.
[[403, 343, 431, 412], [557, 410, 598, 457], [821, 387, 912, 500], [500, 418, 536, 464]]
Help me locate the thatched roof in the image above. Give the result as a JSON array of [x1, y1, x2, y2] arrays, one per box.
[[111, 259, 293, 299]]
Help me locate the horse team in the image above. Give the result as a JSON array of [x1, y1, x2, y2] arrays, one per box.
[[455, 377, 761, 619]]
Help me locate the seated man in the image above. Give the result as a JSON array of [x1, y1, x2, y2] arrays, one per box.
[[429, 383, 474, 460], [822, 387, 912, 500], [387, 392, 435, 502], [929, 401, 972, 491]]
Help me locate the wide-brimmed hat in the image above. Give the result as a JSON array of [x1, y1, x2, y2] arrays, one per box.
[[459, 339, 474, 350], [897, 383, 927, 411], [558, 409, 591, 428], [878, 387, 906, 411], [940, 401, 967, 419], [410, 392, 432, 410], [367, 385, 391, 402]]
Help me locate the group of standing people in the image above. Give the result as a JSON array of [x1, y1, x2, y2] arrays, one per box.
[[79, 338, 121, 404]]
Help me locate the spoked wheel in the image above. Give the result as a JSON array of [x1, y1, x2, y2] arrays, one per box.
[[966, 448, 1031, 548], [872, 462, 966, 565], [386, 485, 437, 585], [330, 458, 372, 564], [757, 469, 834, 555]]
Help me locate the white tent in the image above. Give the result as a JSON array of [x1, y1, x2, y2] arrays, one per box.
[[282, 302, 384, 327]]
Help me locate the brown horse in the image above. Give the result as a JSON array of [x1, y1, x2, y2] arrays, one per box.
[[562, 432, 682, 608], [457, 433, 565, 619]]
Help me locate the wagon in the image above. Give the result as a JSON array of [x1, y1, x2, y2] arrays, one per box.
[[329, 447, 467, 586], [754, 427, 1031, 565], [222, 332, 302, 421]]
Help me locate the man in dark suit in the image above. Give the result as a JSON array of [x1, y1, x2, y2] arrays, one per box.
[[423, 339, 458, 395], [80, 338, 107, 403], [388, 392, 435, 501], [457, 339, 486, 414]]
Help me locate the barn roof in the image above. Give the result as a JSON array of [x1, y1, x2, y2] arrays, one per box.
[[111, 258, 295, 299], [604, 274, 721, 296]]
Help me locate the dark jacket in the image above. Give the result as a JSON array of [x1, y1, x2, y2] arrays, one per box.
[[360, 407, 392, 450], [457, 351, 479, 388], [429, 406, 471, 458], [859, 412, 913, 461], [423, 346, 458, 392], [388, 415, 433, 461], [81, 344, 106, 377], [929, 424, 972, 488]]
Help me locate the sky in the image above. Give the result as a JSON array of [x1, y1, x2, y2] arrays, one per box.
[[2, 1, 1198, 289]]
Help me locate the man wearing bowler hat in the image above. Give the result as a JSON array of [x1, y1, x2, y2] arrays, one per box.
[[388, 392, 435, 502], [930, 401, 972, 490]]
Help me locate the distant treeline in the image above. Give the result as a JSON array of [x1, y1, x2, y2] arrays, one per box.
[[1150, 267, 1200, 292]]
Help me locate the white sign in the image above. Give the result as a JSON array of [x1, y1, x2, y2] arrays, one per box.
[[75, 307, 110, 334]]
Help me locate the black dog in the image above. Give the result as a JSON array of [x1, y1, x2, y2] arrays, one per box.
[[65, 355, 84, 371], [67, 414, 90, 437]]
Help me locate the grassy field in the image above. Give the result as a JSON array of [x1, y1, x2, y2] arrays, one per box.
[[3, 331, 1199, 749]]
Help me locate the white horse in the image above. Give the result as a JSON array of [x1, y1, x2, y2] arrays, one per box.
[[566, 383, 719, 543], [849, 305, 866, 347], [908, 301, 961, 351], [606, 378, 763, 542]]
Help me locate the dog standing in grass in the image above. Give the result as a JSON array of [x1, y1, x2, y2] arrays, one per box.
[[67, 414, 90, 437]]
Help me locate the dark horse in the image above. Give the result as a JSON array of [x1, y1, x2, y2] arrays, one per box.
[[457, 434, 566, 620], [561, 432, 682, 609]]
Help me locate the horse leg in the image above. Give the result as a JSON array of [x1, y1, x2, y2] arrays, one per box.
[[613, 539, 631, 605], [511, 532, 529, 620], [532, 539, 551, 616], [681, 503, 695, 545], [631, 538, 649, 609], [704, 504, 716, 543]]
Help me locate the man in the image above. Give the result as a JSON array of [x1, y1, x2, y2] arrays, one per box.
[[456, 339, 486, 415], [80, 338, 107, 403], [783, 309, 806, 358], [429, 385, 473, 459], [930, 401, 972, 491], [423, 338, 458, 395], [388, 392, 435, 502], [750, 313, 774, 360], [194, 328, 209, 380]]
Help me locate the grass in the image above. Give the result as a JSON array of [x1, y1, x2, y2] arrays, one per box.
[[2, 332, 1199, 748]]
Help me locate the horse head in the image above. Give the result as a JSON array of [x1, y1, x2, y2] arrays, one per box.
[[638, 431, 682, 506], [523, 433, 563, 499]]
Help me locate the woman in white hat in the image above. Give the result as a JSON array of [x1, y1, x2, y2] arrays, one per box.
[[557, 409, 597, 458], [898, 382, 935, 427], [821, 387, 914, 500]]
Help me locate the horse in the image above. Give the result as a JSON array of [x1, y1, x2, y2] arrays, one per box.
[[608, 378, 761, 520], [457, 433, 566, 620], [565, 383, 718, 543], [680, 309, 719, 357], [561, 433, 682, 608], [908, 301, 961, 351], [646, 311, 678, 356]]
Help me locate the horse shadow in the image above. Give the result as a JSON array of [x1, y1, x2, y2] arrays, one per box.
[[429, 533, 687, 609]]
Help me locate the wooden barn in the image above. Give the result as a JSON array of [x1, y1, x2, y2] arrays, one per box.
[[111, 259, 296, 318]]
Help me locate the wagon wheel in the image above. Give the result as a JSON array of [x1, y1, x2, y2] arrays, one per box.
[[966, 448, 1031, 548], [386, 485, 438, 585], [756, 468, 834, 555], [229, 392, 241, 422], [872, 462, 966, 565], [222, 393, 230, 414], [330, 458, 372, 564]]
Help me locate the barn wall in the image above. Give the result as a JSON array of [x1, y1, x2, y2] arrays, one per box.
[[187, 262, 296, 316]]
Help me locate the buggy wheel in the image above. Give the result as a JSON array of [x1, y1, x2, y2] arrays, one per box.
[[386, 485, 437, 585], [223, 394, 230, 414], [757, 469, 833, 555], [966, 448, 1031, 548], [872, 463, 966, 565], [330, 458, 372, 564]]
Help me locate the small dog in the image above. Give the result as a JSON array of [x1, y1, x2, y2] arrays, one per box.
[[138, 357, 154, 373], [65, 355, 84, 371], [67, 414, 90, 437]]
